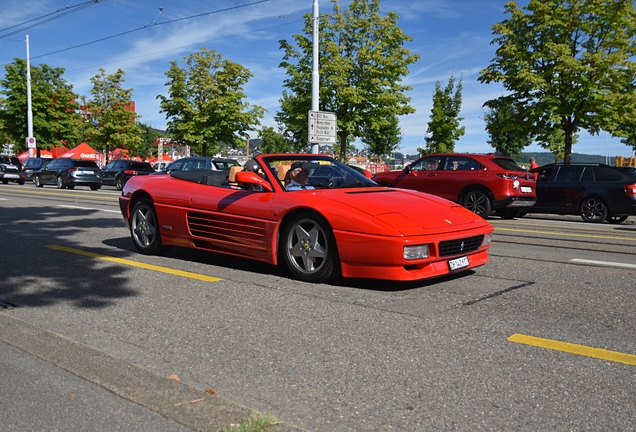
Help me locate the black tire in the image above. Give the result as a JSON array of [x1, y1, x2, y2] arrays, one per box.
[[115, 176, 125, 191], [496, 208, 523, 219], [35, 175, 43, 187], [130, 199, 169, 255], [1, 180, 8, 184], [56, 176, 66, 189], [90, 185, 100, 190], [462, 190, 492, 218], [67, 185, 75, 190], [18, 180, 24, 185], [281, 211, 339, 283], [606, 215, 628, 224], [579, 197, 608, 223]]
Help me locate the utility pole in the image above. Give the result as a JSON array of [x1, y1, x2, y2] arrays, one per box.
[[310, 0, 320, 154], [26, 35, 35, 157]]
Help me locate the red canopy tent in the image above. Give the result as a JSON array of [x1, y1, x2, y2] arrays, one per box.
[[17, 150, 54, 161], [59, 142, 100, 161]]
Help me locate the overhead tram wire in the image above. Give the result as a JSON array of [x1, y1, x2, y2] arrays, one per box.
[[28, 0, 272, 62], [66, 18, 304, 72], [0, 0, 101, 40]]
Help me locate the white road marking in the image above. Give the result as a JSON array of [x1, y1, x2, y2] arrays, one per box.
[[58, 205, 120, 214], [571, 258, 636, 270]]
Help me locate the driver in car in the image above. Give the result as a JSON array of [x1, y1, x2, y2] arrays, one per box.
[[286, 161, 314, 191]]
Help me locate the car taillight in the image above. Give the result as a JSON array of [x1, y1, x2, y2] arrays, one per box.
[[68, 168, 77, 173], [625, 184, 636, 196], [124, 169, 138, 175]]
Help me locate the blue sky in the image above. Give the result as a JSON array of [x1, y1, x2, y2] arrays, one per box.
[[1, 0, 634, 158]]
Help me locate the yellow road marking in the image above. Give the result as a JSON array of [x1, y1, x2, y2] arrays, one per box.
[[495, 227, 636, 242], [46, 245, 223, 283], [508, 334, 636, 366]]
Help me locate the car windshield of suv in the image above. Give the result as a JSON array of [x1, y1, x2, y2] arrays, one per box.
[[212, 159, 240, 170], [128, 162, 153, 170], [492, 158, 526, 172], [1, 156, 20, 165], [75, 161, 99, 169]]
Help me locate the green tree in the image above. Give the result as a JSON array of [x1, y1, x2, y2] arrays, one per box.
[[259, 126, 291, 154], [86, 68, 142, 156], [0, 59, 83, 153], [157, 48, 265, 157], [423, 76, 465, 154], [278, 0, 419, 161], [137, 122, 164, 159], [479, 0, 636, 164], [483, 97, 532, 157], [361, 114, 402, 157]]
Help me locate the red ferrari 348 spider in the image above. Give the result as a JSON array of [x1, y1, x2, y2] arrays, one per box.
[[119, 154, 494, 283]]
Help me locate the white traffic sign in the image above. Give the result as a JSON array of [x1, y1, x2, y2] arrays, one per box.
[[308, 110, 337, 144], [26, 137, 36, 149]]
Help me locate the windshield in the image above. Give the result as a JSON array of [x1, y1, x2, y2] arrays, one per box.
[[262, 155, 377, 190], [492, 157, 526, 172]]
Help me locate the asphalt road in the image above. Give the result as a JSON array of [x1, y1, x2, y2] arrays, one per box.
[[1, 183, 635, 431]]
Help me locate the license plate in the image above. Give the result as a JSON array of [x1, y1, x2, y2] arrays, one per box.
[[448, 256, 470, 271], [520, 186, 532, 193], [3, 174, 19, 179], [80, 170, 94, 174]]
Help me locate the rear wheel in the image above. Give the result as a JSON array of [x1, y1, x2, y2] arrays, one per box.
[[579, 197, 607, 223], [56, 176, 66, 189], [2, 180, 8, 184], [130, 199, 170, 254], [462, 190, 492, 218], [90, 185, 100, 190], [281, 212, 339, 283], [115, 176, 125, 191], [606, 215, 628, 224]]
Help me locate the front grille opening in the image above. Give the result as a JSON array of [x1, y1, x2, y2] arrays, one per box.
[[438, 235, 484, 257]]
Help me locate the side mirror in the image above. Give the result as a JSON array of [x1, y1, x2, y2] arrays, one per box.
[[235, 171, 273, 192], [404, 165, 411, 174]]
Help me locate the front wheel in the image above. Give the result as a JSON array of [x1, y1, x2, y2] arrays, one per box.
[[281, 212, 339, 283], [580, 197, 607, 223], [130, 199, 169, 255], [462, 190, 492, 218], [35, 175, 43, 187], [56, 176, 66, 189], [606, 215, 628, 224], [496, 208, 523, 219]]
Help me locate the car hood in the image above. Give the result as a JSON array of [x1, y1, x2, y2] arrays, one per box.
[[318, 187, 488, 235]]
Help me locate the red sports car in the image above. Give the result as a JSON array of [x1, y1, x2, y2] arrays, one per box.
[[119, 154, 494, 283]]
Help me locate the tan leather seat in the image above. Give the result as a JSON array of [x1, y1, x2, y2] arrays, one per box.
[[228, 165, 243, 188], [277, 164, 291, 184]]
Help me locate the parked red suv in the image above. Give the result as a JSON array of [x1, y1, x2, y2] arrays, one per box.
[[372, 153, 536, 218]]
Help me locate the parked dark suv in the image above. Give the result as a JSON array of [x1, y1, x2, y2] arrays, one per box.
[[529, 163, 636, 223], [34, 158, 102, 190], [22, 157, 50, 182], [102, 160, 155, 190], [372, 153, 536, 218], [0, 156, 25, 185]]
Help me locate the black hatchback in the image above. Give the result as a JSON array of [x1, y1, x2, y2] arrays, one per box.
[[101, 160, 155, 190], [529, 163, 636, 223], [22, 157, 50, 182], [34, 158, 102, 190]]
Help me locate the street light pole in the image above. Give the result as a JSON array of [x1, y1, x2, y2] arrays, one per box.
[[26, 35, 35, 157], [310, 0, 320, 154]]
